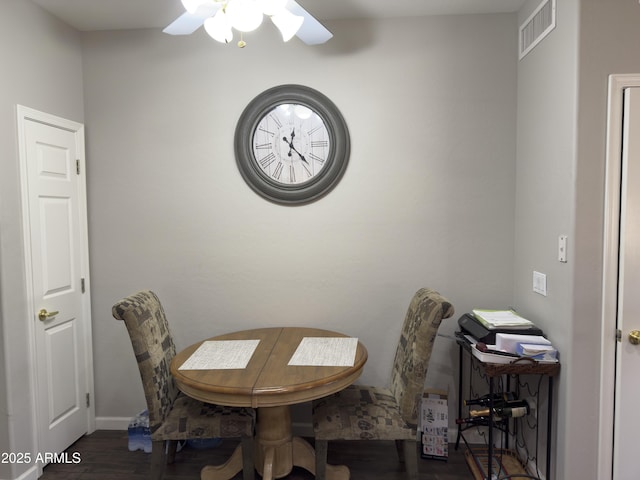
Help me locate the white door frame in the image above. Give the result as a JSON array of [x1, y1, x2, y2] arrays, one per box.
[[599, 74, 640, 480], [16, 105, 95, 474]]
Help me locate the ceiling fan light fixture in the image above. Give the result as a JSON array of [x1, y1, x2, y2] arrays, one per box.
[[204, 10, 233, 43], [271, 9, 304, 42], [225, 0, 264, 33], [165, 0, 332, 46]]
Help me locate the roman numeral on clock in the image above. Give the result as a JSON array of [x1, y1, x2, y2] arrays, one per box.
[[258, 126, 275, 137], [273, 162, 283, 180], [259, 152, 276, 168], [309, 152, 325, 163], [269, 114, 282, 128]]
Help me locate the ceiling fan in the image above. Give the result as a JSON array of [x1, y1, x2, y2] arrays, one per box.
[[163, 0, 333, 47]]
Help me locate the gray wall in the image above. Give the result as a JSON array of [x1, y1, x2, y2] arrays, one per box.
[[514, 0, 580, 477], [513, 0, 640, 478], [81, 15, 517, 424], [0, 1, 84, 478], [4, 2, 639, 478], [17, 2, 632, 479]]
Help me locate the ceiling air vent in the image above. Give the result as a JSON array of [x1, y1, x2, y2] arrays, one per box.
[[519, 0, 556, 60]]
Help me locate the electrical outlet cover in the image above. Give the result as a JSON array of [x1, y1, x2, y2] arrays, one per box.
[[533, 271, 547, 296]]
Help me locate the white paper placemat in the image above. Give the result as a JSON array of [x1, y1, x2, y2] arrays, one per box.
[[179, 339, 260, 370], [288, 337, 358, 366]]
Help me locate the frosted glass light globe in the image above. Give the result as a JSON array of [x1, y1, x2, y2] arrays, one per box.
[[225, 0, 264, 33], [204, 10, 233, 43], [271, 9, 303, 42]]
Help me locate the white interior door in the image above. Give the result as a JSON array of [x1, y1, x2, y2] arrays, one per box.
[[18, 106, 93, 467], [613, 86, 640, 480]]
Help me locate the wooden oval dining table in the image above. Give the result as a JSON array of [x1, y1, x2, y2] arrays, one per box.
[[170, 326, 368, 480]]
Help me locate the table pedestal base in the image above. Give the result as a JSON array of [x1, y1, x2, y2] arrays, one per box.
[[201, 445, 245, 480], [200, 405, 349, 480]]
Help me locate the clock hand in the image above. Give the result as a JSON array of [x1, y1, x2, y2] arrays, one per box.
[[282, 135, 308, 163], [282, 136, 294, 157], [291, 146, 308, 163], [282, 137, 293, 156]]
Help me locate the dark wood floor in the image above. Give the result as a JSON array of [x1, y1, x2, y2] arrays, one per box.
[[40, 430, 474, 479]]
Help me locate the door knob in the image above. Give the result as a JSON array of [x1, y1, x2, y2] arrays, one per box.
[[38, 309, 59, 321], [629, 330, 640, 345]]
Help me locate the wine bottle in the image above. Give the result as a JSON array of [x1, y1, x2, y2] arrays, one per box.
[[469, 399, 531, 419], [455, 415, 506, 426], [464, 392, 516, 407]]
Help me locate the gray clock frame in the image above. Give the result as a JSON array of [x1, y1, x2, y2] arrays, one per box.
[[234, 84, 350, 205]]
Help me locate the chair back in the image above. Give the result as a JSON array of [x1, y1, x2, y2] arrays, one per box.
[[112, 290, 180, 433], [389, 288, 454, 427]]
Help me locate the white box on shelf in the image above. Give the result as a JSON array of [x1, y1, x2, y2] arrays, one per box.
[[495, 333, 551, 354]]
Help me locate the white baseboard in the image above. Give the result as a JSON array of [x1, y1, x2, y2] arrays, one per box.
[[91, 420, 463, 441], [93, 420, 470, 455], [95, 416, 132, 431], [94, 417, 312, 435], [96, 417, 313, 437], [0, 464, 39, 480]]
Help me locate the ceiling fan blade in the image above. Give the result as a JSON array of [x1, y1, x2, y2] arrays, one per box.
[[286, 0, 333, 45], [163, 4, 221, 35], [163, 11, 206, 35]]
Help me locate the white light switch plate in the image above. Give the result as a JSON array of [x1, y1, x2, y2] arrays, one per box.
[[533, 271, 547, 296], [558, 235, 568, 262]]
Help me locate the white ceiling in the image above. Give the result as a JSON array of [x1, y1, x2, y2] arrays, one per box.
[[31, 0, 526, 32]]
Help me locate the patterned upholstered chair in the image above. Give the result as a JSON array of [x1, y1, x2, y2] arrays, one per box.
[[112, 290, 255, 480], [312, 288, 454, 480]]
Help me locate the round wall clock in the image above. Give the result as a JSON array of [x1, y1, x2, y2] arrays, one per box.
[[234, 84, 350, 205]]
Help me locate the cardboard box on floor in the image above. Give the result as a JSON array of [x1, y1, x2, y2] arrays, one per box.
[[419, 388, 449, 461]]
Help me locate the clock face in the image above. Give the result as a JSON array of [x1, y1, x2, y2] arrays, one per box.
[[252, 103, 331, 186], [235, 85, 350, 205]]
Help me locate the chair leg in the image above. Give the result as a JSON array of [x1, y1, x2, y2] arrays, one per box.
[[166, 440, 178, 464], [315, 439, 328, 480], [402, 440, 418, 480], [150, 440, 167, 480], [241, 435, 255, 480], [395, 439, 405, 462]]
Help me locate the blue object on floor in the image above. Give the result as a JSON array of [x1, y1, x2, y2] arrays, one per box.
[[128, 410, 152, 453], [186, 438, 222, 450]]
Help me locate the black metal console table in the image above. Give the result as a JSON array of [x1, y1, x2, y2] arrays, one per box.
[[455, 332, 560, 480]]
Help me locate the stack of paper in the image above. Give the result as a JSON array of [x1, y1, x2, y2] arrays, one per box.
[[472, 309, 535, 329], [516, 344, 558, 361], [288, 337, 358, 366], [179, 340, 260, 370]]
